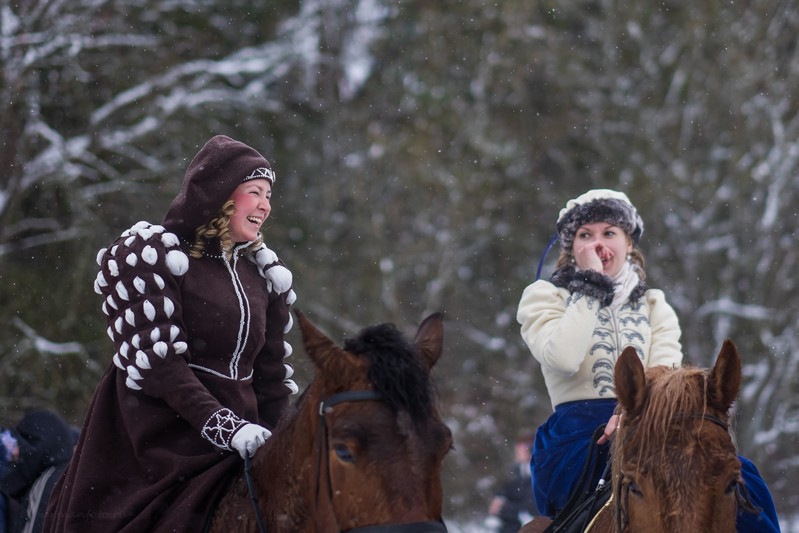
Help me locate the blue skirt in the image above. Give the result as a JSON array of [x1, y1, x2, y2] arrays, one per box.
[[530, 399, 780, 531], [531, 399, 616, 517]]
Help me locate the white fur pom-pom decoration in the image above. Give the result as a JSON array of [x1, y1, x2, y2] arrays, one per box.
[[163, 297, 175, 318], [141, 245, 158, 266], [125, 376, 143, 391], [115, 281, 129, 301], [143, 300, 156, 321], [107, 259, 119, 277], [133, 276, 146, 294], [160, 232, 180, 248], [264, 264, 292, 294], [165, 250, 189, 276], [135, 350, 151, 370], [136, 227, 153, 241], [127, 366, 143, 382], [124, 309, 135, 327], [284, 379, 299, 395], [153, 342, 169, 358], [255, 246, 278, 269]]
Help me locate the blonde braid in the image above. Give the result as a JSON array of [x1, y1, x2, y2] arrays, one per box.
[[190, 200, 236, 259]]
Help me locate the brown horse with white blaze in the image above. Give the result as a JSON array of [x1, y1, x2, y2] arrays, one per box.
[[208, 310, 452, 532], [521, 340, 754, 532]]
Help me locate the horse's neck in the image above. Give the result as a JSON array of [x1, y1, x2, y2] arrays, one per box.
[[257, 388, 327, 529], [265, 393, 320, 478]]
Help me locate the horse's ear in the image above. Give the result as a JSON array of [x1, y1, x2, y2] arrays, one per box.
[[707, 339, 741, 411], [295, 310, 358, 375], [413, 312, 444, 371], [614, 346, 647, 417]]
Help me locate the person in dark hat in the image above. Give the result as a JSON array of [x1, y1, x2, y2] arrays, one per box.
[[516, 189, 779, 532], [44, 135, 298, 533], [0, 426, 19, 533], [0, 410, 76, 533]]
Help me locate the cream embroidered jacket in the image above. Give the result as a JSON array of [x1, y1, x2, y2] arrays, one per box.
[[517, 273, 682, 410]]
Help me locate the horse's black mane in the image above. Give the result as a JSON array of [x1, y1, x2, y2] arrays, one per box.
[[344, 323, 433, 422]]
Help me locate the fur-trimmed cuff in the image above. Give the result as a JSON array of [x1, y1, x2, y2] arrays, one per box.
[[200, 408, 248, 451], [568, 269, 614, 307]]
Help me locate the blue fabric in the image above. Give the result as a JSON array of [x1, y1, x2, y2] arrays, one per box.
[[531, 399, 615, 517], [530, 399, 780, 531], [737, 456, 781, 532]]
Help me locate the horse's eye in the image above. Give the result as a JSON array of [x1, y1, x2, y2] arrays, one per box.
[[725, 477, 740, 495], [627, 481, 643, 498], [334, 444, 355, 463]]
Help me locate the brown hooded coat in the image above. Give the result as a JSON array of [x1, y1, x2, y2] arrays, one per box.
[[44, 136, 296, 532]]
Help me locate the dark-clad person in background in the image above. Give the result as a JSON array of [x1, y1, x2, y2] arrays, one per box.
[[486, 432, 537, 533], [0, 410, 76, 533]]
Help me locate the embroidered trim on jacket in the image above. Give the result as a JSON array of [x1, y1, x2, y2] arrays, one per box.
[[551, 265, 647, 308], [201, 408, 248, 451]]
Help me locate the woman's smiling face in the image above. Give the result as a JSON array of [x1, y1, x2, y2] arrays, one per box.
[[228, 179, 272, 243]]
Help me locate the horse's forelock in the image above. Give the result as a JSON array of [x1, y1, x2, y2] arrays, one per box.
[[344, 323, 433, 422], [612, 363, 740, 532], [622, 365, 720, 459]]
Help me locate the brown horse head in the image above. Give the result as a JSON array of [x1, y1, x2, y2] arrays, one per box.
[[611, 340, 744, 532], [259, 311, 452, 532]]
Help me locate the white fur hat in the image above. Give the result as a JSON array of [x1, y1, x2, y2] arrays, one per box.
[[556, 189, 644, 251]]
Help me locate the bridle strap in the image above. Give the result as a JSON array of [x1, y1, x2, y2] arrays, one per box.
[[244, 388, 446, 532], [347, 520, 449, 533], [676, 412, 729, 433], [316, 390, 384, 526], [320, 390, 383, 413]]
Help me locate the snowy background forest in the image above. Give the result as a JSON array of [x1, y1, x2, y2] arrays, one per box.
[[1, 0, 798, 529]]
